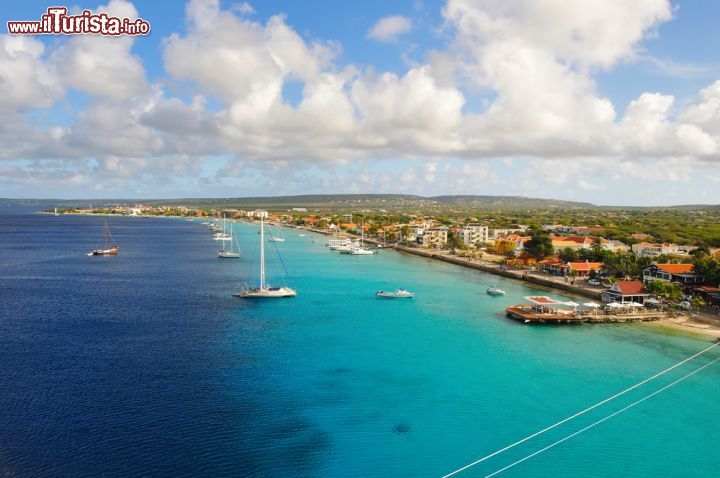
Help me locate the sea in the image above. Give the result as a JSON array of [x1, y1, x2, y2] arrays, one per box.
[[0, 206, 718, 477]]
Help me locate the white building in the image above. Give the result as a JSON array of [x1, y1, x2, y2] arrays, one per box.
[[489, 227, 528, 240], [246, 210, 269, 219], [631, 242, 695, 257], [406, 225, 425, 243], [422, 227, 448, 248], [458, 223, 489, 247]]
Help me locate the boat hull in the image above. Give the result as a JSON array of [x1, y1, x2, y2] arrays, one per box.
[[233, 286, 297, 298], [88, 247, 119, 256], [218, 252, 240, 258]]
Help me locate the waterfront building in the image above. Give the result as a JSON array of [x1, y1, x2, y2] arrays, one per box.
[[457, 223, 489, 247], [422, 227, 448, 248], [602, 281, 650, 304], [494, 234, 531, 254], [642, 264, 704, 285]]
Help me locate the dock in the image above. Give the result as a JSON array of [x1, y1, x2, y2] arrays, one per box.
[[506, 304, 669, 324]]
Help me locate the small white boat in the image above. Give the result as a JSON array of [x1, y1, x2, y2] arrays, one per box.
[[376, 289, 415, 298], [328, 238, 352, 250], [349, 247, 374, 255], [486, 286, 506, 296], [298, 234, 305, 237], [214, 233, 231, 241], [336, 242, 359, 253]]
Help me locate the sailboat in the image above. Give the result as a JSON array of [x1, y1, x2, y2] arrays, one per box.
[[233, 216, 296, 298], [268, 223, 285, 242], [88, 222, 119, 256], [349, 223, 374, 255], [218, 219, 241, 258], [54, 207, 59, 216], [213, 215, 232, 241]]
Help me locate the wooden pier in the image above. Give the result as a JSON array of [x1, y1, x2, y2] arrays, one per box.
[[506, 304, 668, 324]]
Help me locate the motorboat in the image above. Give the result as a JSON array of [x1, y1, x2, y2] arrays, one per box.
[[486, 286, 506, 296], [349, 247, 374, 255], [376, 289, 415, 298]]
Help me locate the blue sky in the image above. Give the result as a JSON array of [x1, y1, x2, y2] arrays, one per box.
[[2, 0, 720, 205]]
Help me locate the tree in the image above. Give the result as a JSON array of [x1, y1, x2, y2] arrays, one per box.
[[645, 280, 683, 302], [524, 228, 554, 261], [558, 247, 579, 263], [691, 244, 710, 257], [690, 296, 706, 310], [692, 256, 720, 286], [400, 225, 411, 243]]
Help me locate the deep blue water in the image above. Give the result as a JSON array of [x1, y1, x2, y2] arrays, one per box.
[[0, 208, 718, 477]]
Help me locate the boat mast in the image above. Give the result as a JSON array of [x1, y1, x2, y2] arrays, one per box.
[[221, 215, 226, 253], [260, 215, 265, 288], [104, 222, 109, 249]]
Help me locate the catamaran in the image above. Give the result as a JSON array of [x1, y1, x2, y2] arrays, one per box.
[[233, 216, 296, 298], [218, 219, 240, 258], [88, 222, 119, 256]]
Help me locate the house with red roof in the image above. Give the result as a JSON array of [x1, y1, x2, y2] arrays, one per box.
[[538, 260, 603, 277], [602, 281, 650, 304], [642, 263, 704, 285]]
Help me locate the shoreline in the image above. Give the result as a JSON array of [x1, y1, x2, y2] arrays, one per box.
[[292, 224, 720, 341], [45, 213, 720, 341]]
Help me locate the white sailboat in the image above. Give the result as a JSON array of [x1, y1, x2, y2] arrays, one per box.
[[349, 223, 374, 255], [218, 219, 240, 258], [233, 216, 296, 298], [268, 223, 285, 242]]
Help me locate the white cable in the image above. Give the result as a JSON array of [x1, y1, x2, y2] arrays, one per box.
[[484, 356, 720, 477], [442, 341, 719, 478]]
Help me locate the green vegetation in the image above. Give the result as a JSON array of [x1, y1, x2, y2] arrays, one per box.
[[39, 194, 720, 247], [644, 280, 683, 302], [524, 227, 554, 260]]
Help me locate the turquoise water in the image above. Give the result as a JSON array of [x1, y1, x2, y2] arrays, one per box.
[[230, 221, 719, 477], [1, 212, 717, 477]]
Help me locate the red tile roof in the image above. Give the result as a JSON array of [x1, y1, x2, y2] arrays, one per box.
[[615, 280, 646, 295], [656, 263, 694, 274], [568, 262, 603, 272]]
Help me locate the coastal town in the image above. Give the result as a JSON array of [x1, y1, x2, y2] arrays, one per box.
[[53, 201, 720, 337]]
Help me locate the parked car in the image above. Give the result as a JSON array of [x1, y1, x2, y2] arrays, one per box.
[[588, 279, 601, 286], [678, 301, 692, 310]]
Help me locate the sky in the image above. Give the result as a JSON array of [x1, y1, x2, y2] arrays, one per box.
[[2, 0, 720, 205]]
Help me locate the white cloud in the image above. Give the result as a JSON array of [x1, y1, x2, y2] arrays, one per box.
[[51, 0, 149, 101], [367, 15, 412, 43], [4, 0, 720, 200], [0, 36, 61, 112]]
